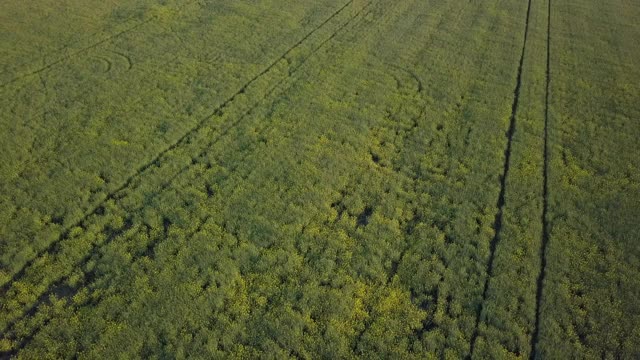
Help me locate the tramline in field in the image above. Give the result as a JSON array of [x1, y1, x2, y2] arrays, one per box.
[[0, 0, 638, 358]]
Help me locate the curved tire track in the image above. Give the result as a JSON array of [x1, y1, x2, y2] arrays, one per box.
[[386, 63, 424, 94], [109, 50, 134, 71], [0, 1, 374, 353], [0, 0, 203, 88], [0, 17, 156, 89], [0, 0, 361, 292]]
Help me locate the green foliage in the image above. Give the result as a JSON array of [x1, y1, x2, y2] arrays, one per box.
[[1, 0, 638, 358], [533, 0, 640, 358]]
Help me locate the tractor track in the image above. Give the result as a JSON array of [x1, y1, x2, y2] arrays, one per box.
[[2, 0, 347, 134], [5, 50, 177, 122], [0, 0, 360, 292], [0, 213, 214, 360], [1, 1, 366, 193], [0, 1, 373, 228], [0, 17, 156, 89], [0, 0, 201, 88], [530, 0, 552, 358], [0, 10, 371, 344], [4, 51, 186, 188], [468, 0, 533, 356], [0, 1, 374, 353]]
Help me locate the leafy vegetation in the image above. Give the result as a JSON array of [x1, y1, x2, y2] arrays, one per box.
[[1, 0, 638, 358], [533, 0, 640, 358], [0, 0, 350, 283]]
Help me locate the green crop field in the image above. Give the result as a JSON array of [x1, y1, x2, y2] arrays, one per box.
[[1, 0, 638, 358]]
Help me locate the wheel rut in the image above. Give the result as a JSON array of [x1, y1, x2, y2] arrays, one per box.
[[0, 0, 360, 292], [0, 0, 205, 88], [0, 1, 374, 355], [468, 0, 534, 356], [0, 17, 156, 89], [530, 0, 552, 358]]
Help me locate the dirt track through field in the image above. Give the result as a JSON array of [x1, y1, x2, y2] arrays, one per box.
[[468, 0, 534, 355]]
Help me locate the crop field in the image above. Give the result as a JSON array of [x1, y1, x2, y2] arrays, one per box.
[[0, 0, 638, 358]]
